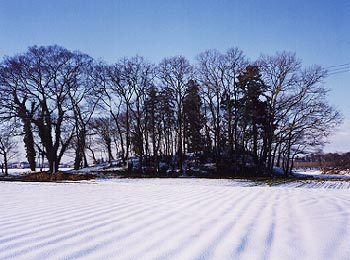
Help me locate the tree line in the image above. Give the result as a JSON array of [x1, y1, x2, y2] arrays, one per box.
[[0, 45, 342, 176], [296, 153, 350, 174]]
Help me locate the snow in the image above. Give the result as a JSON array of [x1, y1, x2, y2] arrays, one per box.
[[1, 178, 350, 259], [5, 168, 73, 176], [4, 169, 32, 176], [294, 169, 350, 179]]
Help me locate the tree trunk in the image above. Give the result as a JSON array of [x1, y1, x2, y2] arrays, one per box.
[[23, 120, 36, 171], [74, 149, 83, 170], [106, 137, 114, 164], [3, 152, 8, 176]]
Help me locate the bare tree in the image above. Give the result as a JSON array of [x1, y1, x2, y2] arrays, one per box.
[[100, 62, 133, 164], [196, 48, 247, 172], [122, 56, 155, 170], [70, 59, 103, 170], [0, 60, 37, 171], [257, 52, 301, 174], [89, 117, 115, 164], [158, 56, 193, 171], [258, 52, 342, 175], [0, 45, 94, 173], [97, 57, 155, 170], [196, 50, 225, 163], [0, 121, 18, 176]]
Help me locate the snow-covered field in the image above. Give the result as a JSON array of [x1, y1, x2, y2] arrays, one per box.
[[1, 178, 350, 260]]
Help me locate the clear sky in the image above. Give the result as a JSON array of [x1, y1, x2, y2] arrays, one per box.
[[0, 0, 349, 153]]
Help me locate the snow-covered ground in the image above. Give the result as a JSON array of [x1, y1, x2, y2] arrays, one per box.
[[1, 178, 350, 260], [4, 168, 73, 176], [4, 168, 32, 176]]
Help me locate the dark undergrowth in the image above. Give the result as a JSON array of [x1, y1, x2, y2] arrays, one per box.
[[0, 171, 96, 182], [1, 168, 349, 183]]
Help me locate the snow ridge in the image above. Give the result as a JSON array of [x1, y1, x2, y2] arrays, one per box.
[[0, 179, 349, 259]]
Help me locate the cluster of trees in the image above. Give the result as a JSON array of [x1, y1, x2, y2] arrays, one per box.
[[0, 45, 342, 176]]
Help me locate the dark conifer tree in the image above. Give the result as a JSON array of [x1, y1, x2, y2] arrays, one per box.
[[183, 80, 203, 154], [144, 85, 163, 171], [237, 65, 269, 174]]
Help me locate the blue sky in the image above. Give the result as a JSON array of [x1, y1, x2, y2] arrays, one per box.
[[0, 0, 349, 152]]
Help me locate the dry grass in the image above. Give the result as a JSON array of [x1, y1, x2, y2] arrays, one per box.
[[20, 171, 96, 182]]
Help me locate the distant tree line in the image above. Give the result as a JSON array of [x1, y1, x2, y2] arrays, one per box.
[[296, 153, 350, 174], [0, 45, 342, 176]]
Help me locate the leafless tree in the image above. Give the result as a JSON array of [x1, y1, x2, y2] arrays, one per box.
[[158, 56, 193, 171], [0, 45, 94, 173], [89, 117, 115, 164], [70, 59, 103, 170], [196, 48, 247, 171], [0, 121, 18, 176], [258, 52, 342, 175]]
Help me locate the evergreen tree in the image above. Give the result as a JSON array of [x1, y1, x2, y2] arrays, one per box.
[[237, 65, 269, 174], [183, 80, 203, 154], [144, 85, 162, 171]]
